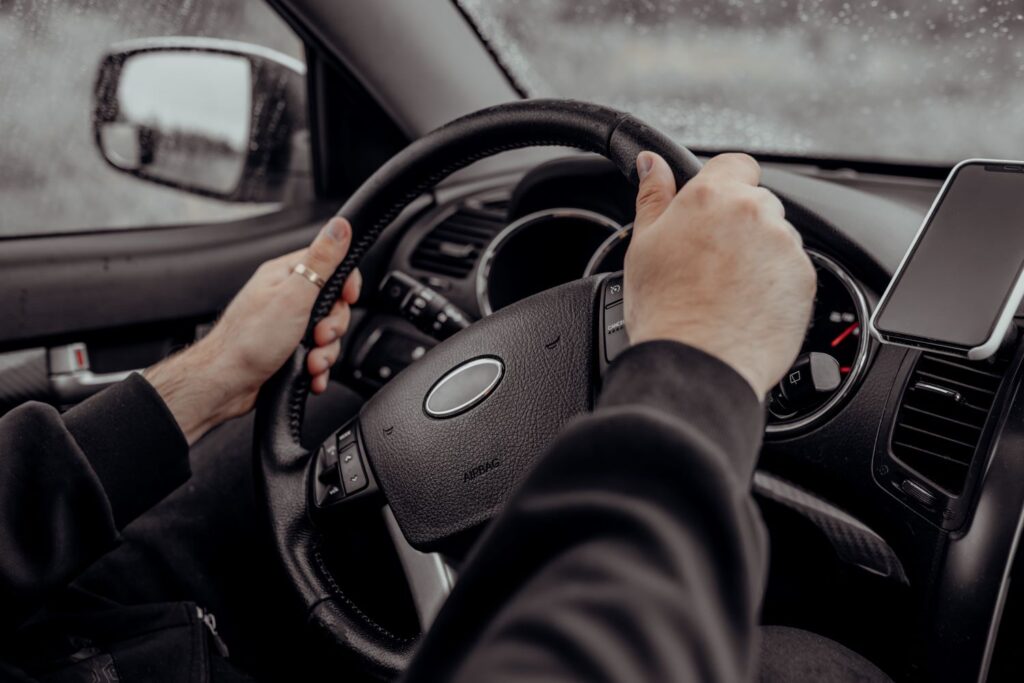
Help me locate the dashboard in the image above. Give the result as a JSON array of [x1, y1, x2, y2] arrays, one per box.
[[479, 207, 873, 432], [342, 152, 1024, 681], [383, 156, 876, 435]]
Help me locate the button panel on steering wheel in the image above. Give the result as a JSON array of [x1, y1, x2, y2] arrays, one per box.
[[311, 420, 378, 509]]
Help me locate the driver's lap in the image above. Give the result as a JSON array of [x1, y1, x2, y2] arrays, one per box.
[[2, 385, 356, 682]]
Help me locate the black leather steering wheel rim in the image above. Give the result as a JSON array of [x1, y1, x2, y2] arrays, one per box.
[[253, 97, 891, 679], [254, 99, 705, 678], [253, 97, 892, 679]]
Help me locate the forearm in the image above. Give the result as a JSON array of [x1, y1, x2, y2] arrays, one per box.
[[142, 336, 251, 446], [404, 341, 768, 682]]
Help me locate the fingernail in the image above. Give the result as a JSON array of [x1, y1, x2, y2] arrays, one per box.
[[637, 152, 655, 180], [324, 218, 349, 242]]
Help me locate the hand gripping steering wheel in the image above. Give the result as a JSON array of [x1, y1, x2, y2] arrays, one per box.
[[254, 99, 843, 678]]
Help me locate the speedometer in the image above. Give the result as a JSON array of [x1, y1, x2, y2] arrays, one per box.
[[586, 229, 871, 434]]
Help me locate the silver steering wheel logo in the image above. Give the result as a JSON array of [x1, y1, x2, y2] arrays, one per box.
[[424, 357, 505, 419]]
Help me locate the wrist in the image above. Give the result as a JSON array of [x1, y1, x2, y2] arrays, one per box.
[[143, 338, 253, 445]]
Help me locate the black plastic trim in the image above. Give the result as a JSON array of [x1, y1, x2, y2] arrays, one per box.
[[918, 343, 1024, 682], [693, 148, 953, 181], [449, 0, 529, 99], [0, 202, 337, 348], [871, 338, 1022, 531]]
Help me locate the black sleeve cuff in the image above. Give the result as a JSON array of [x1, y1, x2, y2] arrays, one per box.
[[62, 373, 190, 529], [598, 340, 765, 481]]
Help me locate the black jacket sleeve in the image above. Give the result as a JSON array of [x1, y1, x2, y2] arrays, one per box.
[[403, 340, 769, 682], [0, 373, 190, 631]]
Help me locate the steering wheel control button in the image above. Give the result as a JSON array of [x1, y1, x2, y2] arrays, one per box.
[[317, 441, 340, 485], [379, 271, 470, 341], [339, 445, 368, 495], [604, 277, 624, 308], [313, 446, 343, 507], [424, 357, 504, 419], [603, 302, 630, 363]]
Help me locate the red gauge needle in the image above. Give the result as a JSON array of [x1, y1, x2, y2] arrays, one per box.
[[830, 322, 859, 348]]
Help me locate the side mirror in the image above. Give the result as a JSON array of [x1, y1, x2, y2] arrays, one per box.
[[93, 38, 308, 203]]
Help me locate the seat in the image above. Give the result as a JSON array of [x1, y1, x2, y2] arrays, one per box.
[[760, 626, 893, 683]]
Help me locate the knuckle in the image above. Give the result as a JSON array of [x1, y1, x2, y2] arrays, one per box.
[[752, 186, 777, 206], [762, 220, 797, 250], [771, 217, 798, 239], [734, 195, 762, 218], [686, 180, 717, 206]]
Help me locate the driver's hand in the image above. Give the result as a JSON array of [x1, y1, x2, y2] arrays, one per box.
[[145, 217, 362, 444], [624, 152, 816, 398]]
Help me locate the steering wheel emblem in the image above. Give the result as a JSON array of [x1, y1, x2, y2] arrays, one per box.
[[424, 357, 505, 419]]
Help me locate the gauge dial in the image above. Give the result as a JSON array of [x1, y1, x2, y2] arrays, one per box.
[[765, 253, 869, 428], [586, 229, 871, 433], [478, 208, 622, 315]]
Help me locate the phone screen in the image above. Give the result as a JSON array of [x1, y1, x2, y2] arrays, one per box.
[[874, 162, 1024, 349]]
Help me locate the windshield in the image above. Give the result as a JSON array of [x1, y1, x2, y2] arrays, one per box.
[[458, 0, 1024, 166]]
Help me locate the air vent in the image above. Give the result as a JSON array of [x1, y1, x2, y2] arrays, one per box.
[[410, 198, 508, 278], [890, 353, 1007, 495]]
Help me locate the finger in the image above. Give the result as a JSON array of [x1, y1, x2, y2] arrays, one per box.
[[313, 302, 352, 346], [280, 247, 308, 271], [699, 152, 761, 187], [301, 217, 353, 287], [342, 268, 363, 305], [311, 372, 329, 395], [754, 186, 786, 219], [779, 218, 803, 246], [307, 339, 342, 376], [633, 151, 678, 235]]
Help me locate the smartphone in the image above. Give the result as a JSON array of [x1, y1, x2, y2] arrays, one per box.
[[870, 159, 1024, 360]]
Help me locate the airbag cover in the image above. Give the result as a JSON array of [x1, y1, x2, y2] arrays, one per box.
[[360, 276, 602, 551]]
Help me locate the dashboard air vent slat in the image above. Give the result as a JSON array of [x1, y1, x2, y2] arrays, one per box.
[[890, 353, 1007, 495], [410, 200, 508, 279]]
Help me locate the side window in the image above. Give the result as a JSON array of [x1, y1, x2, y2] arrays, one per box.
[[0, 0, 310, 237]]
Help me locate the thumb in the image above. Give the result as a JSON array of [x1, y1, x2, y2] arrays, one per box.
[[302, 217, 353, 287], [633, 151, 677, 234]]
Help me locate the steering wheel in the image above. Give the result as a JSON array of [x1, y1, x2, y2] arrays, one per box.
[[254, 99, 839, 679]]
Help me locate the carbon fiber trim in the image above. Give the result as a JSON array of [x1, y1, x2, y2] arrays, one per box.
[[754, 471, 908, 584]]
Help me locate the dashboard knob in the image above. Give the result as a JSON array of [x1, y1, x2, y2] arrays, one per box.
[[771, 352, 842, 415]]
